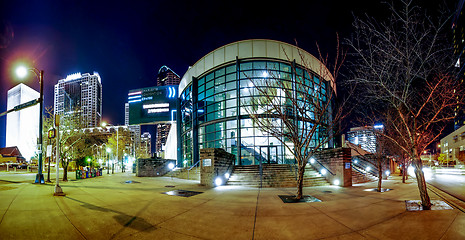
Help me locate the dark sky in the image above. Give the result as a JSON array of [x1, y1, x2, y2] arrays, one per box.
[[0, 0, 456, 148]]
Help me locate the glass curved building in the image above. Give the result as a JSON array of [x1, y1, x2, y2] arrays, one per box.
[[178, 39, 336, 166]]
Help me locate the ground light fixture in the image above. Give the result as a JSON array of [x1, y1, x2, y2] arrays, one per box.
[[320, 168, 327, 175], [224, 173, 230, 179], [215, 177, 223, 186], [310, 158, 315, 164], [168, 163, 175, 170], [366, 166, 371, 172], [333, 179, 340, 186]]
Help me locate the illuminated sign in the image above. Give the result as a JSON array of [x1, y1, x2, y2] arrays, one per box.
[[128, 85, 177, 125]]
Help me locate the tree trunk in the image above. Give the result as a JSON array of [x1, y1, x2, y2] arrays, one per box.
[[62, 160, 69, 182], [296, 165, 305, 200], [377, 159, 382, 192], [412, 158, 431, 210], [402, 158, 406, 183]]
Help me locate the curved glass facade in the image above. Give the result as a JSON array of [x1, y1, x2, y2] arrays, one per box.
[[180, 58, 333, 166]]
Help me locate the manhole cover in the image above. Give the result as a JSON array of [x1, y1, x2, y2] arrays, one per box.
[[165, 185, 176, 188], [123, 180, 141, 184], [322, 190, 332, 193], [278, 195, 322, 203], [162, 190, 203, 197]]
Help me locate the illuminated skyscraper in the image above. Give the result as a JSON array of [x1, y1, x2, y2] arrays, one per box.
[[6, 83, 39, 160], [453, 0, 465, 129], [155, 66, 180, 154], [125, 102, 141, 154], [54, 72, 102, 128], [140, 132, 152, 157]]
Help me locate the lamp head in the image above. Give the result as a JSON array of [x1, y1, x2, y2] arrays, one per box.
[[16, 66, 28, 78]]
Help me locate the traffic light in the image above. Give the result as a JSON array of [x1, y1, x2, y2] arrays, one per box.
[[48, 129, 56, 139]]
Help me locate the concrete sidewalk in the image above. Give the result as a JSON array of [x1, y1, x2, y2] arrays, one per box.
[[0, 171, 464, 240]]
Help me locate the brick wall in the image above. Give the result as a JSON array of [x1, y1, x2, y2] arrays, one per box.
[[136, 159, 176, 177], [199, 148, 235, 187], [312, 147, 352, 187]]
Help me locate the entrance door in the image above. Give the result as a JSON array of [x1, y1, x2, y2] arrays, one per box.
[[259, 146, 278, 164]]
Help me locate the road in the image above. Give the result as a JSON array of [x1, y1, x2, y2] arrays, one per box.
[[427, 171, 465, 202]]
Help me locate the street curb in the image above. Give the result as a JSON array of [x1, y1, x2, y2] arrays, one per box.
[[427, 183, 465, 213]]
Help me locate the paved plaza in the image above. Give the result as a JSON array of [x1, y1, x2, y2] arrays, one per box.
[[0, 171, 464, 240]]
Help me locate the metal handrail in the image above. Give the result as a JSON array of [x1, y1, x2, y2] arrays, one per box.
[[187, 160, 201, 180], [311, 158, 335, 176]]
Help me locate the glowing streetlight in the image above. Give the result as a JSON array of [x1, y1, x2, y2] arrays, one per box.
[[15, 65, 45, 184]]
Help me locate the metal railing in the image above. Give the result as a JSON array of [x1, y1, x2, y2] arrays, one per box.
[[187, 160, 201, 180]]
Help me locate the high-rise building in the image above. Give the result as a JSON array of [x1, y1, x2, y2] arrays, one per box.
[[155, 66, 180, 153], [125, 103, 141, 154], [346, 126, 383, 153], [140, 132, 152, 157], [453, 0, 465, 129], [54, 72, 102, 128], [6, 83, 39, 160]]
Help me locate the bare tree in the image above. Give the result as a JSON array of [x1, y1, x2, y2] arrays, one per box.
[[346, 0, 461, 209], [44, 107, 86, 181], [245, 39, 346, 200]]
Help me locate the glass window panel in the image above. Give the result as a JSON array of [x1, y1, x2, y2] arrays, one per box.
[[216, 76, 225, 85], [267, 61, 279, 71], [198, 92, 204, 101], [206, 80, 214, 90], [226, 65, 236, 74], [226, 120, 237, 129], [225, 99, 236, 108], [206, 73, 214, 82], [225, 81, 236, 91], [280, 63, 291, 72], [226, 108, 236, 117], [198, 77, 205, 87], [225, 89, 236, 99], [240, 62, 253, 70], [226, 73, 236, 82], [215, 93, 225, 101], [253, 61, 266, 69], [206, 88, 214, 98], [215, 68, 225, 77]]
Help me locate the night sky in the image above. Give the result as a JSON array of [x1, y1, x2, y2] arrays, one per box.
[[0, 0, 455, 148]]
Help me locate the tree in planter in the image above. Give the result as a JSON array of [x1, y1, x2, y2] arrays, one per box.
[[244, 40, 347, 199], [346, 0, 462, 209]]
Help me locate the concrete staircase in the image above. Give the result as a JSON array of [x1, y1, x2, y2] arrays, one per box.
[[352, 165, 377, 184], [227, 164, 329, 187]]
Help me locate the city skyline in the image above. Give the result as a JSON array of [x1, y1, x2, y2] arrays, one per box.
[[0, 1, 455, 148]]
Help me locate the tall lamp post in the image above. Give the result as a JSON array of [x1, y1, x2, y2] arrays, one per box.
[[16, 66, 45, 184]]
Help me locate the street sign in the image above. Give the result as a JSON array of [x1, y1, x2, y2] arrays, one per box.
[[13, 99, 39, 111]]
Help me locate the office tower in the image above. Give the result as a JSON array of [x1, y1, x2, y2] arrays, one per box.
[[6, 83, 39, 160], [125, 103, 141, 154], [453, 0, 465, 129], [54, 72, 102, 128], [140, 132, 152, 157], [155, 66, 180, 153]]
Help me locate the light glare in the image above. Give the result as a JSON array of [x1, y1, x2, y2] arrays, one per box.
[[16, 66, 28, 78], [215, 177, 223, 186]]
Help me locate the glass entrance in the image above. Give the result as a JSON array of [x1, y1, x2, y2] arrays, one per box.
[[259, 146, 278, 164]]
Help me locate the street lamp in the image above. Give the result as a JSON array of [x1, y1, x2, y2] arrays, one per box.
[[16, 65, 45, 184]]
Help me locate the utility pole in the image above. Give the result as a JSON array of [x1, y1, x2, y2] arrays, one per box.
[[53, 115, 64, 196]]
